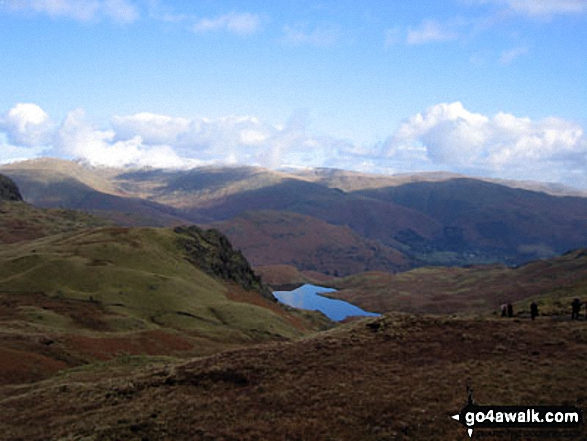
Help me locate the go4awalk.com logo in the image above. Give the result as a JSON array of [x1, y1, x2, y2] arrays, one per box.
[[451, 388, 583, 438]]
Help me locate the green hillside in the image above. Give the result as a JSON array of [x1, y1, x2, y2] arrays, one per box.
[[0, 200, 109, 244], [0, 225, 327, 383], [0, 225, 314, 338]]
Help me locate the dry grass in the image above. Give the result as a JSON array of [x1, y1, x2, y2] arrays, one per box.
[[331, 249, 587, 317], [0, 314, 585, 440]]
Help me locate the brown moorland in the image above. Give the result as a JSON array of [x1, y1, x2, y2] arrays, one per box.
[[0, 314, 585, 440], [207, 210, 410, 276], [329, 248, 587, 317]]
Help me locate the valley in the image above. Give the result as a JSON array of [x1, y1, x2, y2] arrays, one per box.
[[0, 162, 586, 440], [5, 158, 587, 272]]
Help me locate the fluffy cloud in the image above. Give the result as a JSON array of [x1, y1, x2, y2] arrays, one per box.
[[192, 12, 261, 35], [3, 102, 587, 188], [4, 0, 139, 23], [55, 109, 192, 168], [111, 113, 191, 145], [46, 107, 345, 170], [0, 103, 53, 147], [383, 102, 587, 183]]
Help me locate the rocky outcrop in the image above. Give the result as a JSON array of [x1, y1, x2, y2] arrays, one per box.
[[0, 174, 23, 201], [174, 225, 274, 301]]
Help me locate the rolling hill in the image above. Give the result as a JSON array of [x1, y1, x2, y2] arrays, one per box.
[[1, 172, 110, 244], [329, 248, 587, 316], [0, 224, 328, 384], [4, 158, 587, 272], [0, 159, 193, 227]]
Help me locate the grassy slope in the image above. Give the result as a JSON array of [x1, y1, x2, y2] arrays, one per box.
[[0, 200, 109, 244], [0, 313, 585, 440], [330, 248, 587, 316], [0, 226, 327, 384]]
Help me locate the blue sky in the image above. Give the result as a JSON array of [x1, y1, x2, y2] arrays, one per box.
[[1, 0, 586, 187]]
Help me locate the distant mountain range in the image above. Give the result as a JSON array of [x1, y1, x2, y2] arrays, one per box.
[[4, 157, 587, 274]]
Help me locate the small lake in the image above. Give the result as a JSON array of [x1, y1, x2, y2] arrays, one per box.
[[273, 284, 381, 322]]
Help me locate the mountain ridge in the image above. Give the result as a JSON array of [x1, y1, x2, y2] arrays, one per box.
[[4, 158, 587, 271]]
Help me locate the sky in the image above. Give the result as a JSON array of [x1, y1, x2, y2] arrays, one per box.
[[0, 0, 586, 187]]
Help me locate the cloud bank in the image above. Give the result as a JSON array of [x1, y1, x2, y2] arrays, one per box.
[[1, 102, 586, 188], [383, 102, 587, 184]]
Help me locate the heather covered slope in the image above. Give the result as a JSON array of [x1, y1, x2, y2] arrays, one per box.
[[1, 314, 585, 440], [207, 210, 411, 275], [356, 179, 587, 263], [330, 248, 587, 316]]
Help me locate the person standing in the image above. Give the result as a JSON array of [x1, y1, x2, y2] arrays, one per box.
[[530, 302, 538, 320], [571, 298, 581, 320]]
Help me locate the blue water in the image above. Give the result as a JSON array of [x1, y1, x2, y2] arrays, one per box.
[[273, 284, 381, 322]]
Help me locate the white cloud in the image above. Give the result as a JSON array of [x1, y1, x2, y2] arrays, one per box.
[[0, 103, 54, 147], [4, 0, 139, 23], [193, 11, 261, 35], [53, 108, 338, 170], [111, 113, 191, 145], [55, 109, 193, 168], [383, 102, 587, 183], [4, 102, 587, 189], [504, 0, 587, 17], [102, 0, 139, 23], [239, 129, 269, 146], [283, 24, 341, 47], [466, 0, 587, 18], [406, 19, 459, 45], [500, 46, 529, 64]]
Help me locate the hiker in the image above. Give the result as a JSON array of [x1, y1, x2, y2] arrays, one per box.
[[501, 303, 507, 317], [507, 303, 513, 318], [571, 298, 581, 320], [530, 302, 538, 320]]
